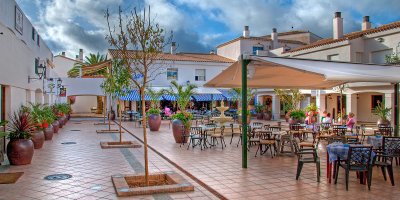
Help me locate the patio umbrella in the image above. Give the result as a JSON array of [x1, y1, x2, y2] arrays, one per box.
[[205, 55, 400, 168]]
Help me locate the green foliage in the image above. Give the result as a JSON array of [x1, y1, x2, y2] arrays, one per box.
[[53, 103, 71, 116], [171, 112, 193, 129], [147, 108, 160, 115], [305, 103, 318, 112], [385, 54, 400, 65], [237, 109, 251, 115], [373, 102, 391, 120], [146, 87, 164, 109], [100, 60, 131, 99], [254, 103, 266, 113], [7, 109, 34, 140], [274, 89, 304, 112], [229, 88, 255, 107], [68, 53, 107, 78], [166, 81, 197, 111], [289, 109, 306, 120]]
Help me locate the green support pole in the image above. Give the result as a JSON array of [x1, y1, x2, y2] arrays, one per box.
[[394, 83, 399, 136], [241, 55, 251, 168]]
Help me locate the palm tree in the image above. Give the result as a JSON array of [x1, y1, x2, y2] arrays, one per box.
[[166, 81, 197, 111], [146, 88, 164, 109], [229, 88, 255, 110], [68, 53, 107, 115]]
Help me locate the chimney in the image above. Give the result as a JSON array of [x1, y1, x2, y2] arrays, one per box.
[[243, 26, 250, 38], [170, 42, 176, 55], [78, 49, 84, 61], [209, 50, 215, 54], [271, 28, 278, 49], [61, 52, 65, 56], [362, 16, 371, 31], [333, 12, 343, 39]]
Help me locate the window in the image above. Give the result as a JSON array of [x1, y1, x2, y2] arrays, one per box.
[[37, 34, 40, 46], [32, 27, 35, 41], [167, 68, 178, 80], [371, 95, 383, 110], [252, 46, 264, 55], [195, 69, 206, 81]]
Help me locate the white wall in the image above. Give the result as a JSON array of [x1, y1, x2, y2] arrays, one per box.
[[357, 92, 382, 122], [71, 96, 97, 113], [53, 56, 79, 78], [217, 40, 242, 61]]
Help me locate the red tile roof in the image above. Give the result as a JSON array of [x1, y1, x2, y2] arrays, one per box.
[[108, 49, 234, 63], [285, 21, 400, 53]]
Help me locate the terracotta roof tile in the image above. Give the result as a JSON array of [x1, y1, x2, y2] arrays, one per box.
[[285, 20, 400, 53], [108, 49, 235, 63]]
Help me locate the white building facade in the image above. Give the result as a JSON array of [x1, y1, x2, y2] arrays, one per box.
[[0, 0, 60, 121]]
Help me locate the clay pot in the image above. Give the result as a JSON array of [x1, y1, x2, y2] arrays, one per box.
[[264, 112, 272, 120], [256, 113, 264, 120], [67, 114, 71, 120], [289, 118, 304, 124], [7, 139, 34, 165], [148, 114, 161, 131], [58, 118, 64, 128], [31, 131, 45, 149], [172, 119, 189, 143], [52, 121, 60, 133], [285, 112, 291, 122], [44, 125, 54, 141], [109, 110, 116, 120], [377, 118, 391, 127]]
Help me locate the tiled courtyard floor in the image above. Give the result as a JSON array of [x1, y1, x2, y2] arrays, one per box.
[[0, 118, 218, 200], [120, 120, 400, 200], [1, 118, 400, 200]]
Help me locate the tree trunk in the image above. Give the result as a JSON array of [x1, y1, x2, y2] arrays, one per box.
[[96, 96, 103, 114], [141, 88, 149, 186]]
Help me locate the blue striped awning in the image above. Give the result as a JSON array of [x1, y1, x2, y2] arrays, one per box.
[[192, 94, 226, 102], [119, 90, 151, 101], [162, 95, 194, 101], [218, 89, 234, 101]]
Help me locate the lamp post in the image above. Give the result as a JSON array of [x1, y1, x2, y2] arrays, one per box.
[[28, 62, 46, 83]]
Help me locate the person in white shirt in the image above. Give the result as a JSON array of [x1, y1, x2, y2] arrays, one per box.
[[323, 113, 332, 123]]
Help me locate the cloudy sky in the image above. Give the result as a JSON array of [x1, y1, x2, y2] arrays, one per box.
[[16, 0, 400, 58]]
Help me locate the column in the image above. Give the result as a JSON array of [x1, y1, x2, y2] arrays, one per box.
[[385, 93, 394, 125], [271, 94, 280, 120], [316, 90, 326, 122], [346, 94, 358, 122]]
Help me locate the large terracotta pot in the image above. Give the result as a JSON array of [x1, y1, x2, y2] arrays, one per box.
[[289, 118, 304, 124], [148, 114, 161, 131], [44, 125, 54, 141], [285, 112, 291, 122], [61, 116, 67, 125], [377, 118, 391, 127], [67, 114, 71, 120], [7, 139, 34, 165], [31, 131, 45, 149], [264, 112, 272, 120], [172, 119, 189, 143], [52, 121, 60, 133], [109, 110, 116, 120], [256, 113, 264, 120]]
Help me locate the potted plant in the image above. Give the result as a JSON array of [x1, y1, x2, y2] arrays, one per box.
[[146, 88, 164, 131], [373, 102, 391, 126], [28, 104, 46, 148], [264, 108, 272, 120], [167, 81, 197, 143], [254, 103, 265, 120], [274, 89, 304, 122], [289, 109, 306, 124], [305, 103, 318, 124], [42, 105, 55, 140], [4, 109, 35, 165]]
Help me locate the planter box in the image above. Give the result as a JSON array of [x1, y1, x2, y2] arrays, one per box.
[[112, 171, 194, 196], [100, 141, 141, 149]]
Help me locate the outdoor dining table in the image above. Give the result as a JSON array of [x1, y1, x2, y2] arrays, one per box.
[[326, 143, 375, 184], [367, 135, 383, 149]]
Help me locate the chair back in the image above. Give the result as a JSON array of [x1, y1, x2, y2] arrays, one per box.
[[289, 123, 303, 131], [257, 131, 273, 140], [190, 127, 202, 136], [333, 125, 346, 136], [263, 124, 270, 130], [378, 127, 393, 136], [355, 125, 366, 135], [321, 123, 332, 130], [269, 126, 282, 132], [205, 123, 217, 128], [252, 122, 263, 129], [383, 137, 400, 157], [327, 136, 346, 144], [346, 146, 373, 170], [231, 124, 241, 134]]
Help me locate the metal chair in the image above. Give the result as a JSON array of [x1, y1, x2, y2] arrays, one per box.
[[210, 126, 226, 149], [374, 137, 400, 186], [230, 124, 241, 145], [187, 127, 206, 150], [293, 138, 320, 182], [376, 126, 393, 136], [335, 146, 373, 190], [255, 131, 277, 158]]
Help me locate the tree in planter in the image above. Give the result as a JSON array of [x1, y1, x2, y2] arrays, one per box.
[[274, 89, 305, 120], [254, 103, 266, 120], [289, 109, 306, 124], [333, 84, 348, 124], [146, 88, 164, 131], [373, 102, 392, 126], [165, 80, 197, 142], [106, 6, 172, 185], [100, 60, 130, 135]]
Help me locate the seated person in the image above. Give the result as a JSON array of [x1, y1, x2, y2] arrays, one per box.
[[323, 113, 332, 123], [164, 107, 172, 117], [346, 112, 356, 130]]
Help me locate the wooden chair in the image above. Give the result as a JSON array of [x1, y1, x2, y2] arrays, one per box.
[[230, 124, 241, 145], [255, 131, 277, 158], [335, 146, 373, 190], [210, 126, 226, 149], [290, 123, 304, 141]]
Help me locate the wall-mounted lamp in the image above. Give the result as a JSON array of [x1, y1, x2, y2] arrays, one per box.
[[186, 80, 190, 85], [56, 78, 62, 88], [28, 62, 46, 83]]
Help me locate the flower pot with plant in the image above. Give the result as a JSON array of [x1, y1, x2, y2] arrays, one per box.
[[264, 108, 272, 120], [289, 110, 306, 124], [254, 103, 265, 120], [4, 109, 35, 165], [28, 104, 45, 149], [171, 112, 193, 143], [374, 102, 391, 126], [42, 105, 55, 140], [148, 108, 161, 131], [305, 103, 319, 124]]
